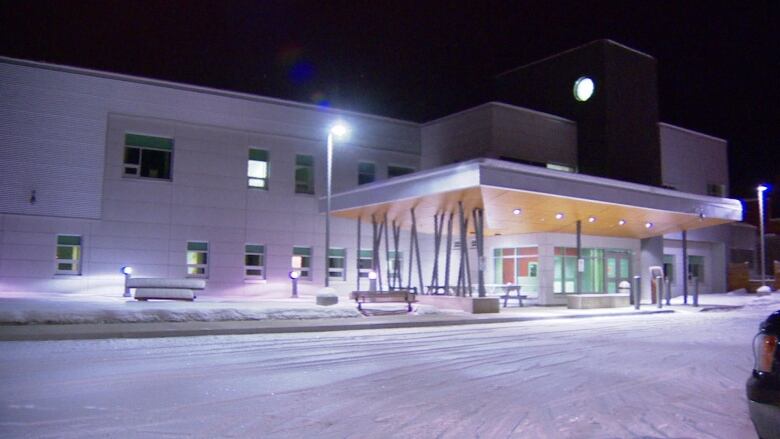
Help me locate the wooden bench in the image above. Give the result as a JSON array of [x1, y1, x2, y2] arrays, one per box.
[[127, 278, 206, 301], [350, 290, 417, 312]]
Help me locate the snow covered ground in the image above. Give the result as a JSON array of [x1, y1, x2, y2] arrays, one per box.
[[0, 291, 452, 324], [0, 289, 771, 325], [1, 295, 778, 438]]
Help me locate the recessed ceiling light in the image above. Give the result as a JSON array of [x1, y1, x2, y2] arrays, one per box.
[[555, 213, 564, 220], [645, 222, 653, 229], [512, 208, 522, 215], [588, 216, 596, 223], [618, 219, 626, 226]]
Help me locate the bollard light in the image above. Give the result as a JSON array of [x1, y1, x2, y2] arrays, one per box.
[[289, 270, 301, 298], [120, 266, 133, 297]]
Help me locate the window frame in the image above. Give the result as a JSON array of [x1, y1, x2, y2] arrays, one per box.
[[248, 148, 270, 190], [186, 241, 209, 278], [295, 154, 315, 195], [55, 235, 82, 275], [358, 161, 376, 185], [293, 246, 312, 280], [387, 164, 415, 179], [358, 249, 373, 278], [123, 133, 174, 181], [245, 244, 266, 279], [328, 248, 347, 281]]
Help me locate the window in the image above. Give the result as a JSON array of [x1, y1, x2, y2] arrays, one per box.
[[123, 133, 173, 180], [295, 154, 314, 194], [358, 249, 373, 278], [248, 149, 269, 189], [387, 165, 414, 178], [663, 255, 675, 283], [358, 162, 376, 185], [292, 246, 312, 279], [688, 255, 705, 280], [56, 235, 82, 274], [494, 247, 539, 295], [546, 163, 575, 173], [707, 183, 726, 197], [328, 248, 346, 280], [553, 247, 578, 293], [187, 242, 208, 277], [245, 244, 265, 279]]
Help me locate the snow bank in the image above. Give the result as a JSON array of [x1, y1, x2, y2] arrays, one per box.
[[0, 292, 455, 325]]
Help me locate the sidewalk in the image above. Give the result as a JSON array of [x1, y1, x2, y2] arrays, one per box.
[[0, 291, 776, 341]]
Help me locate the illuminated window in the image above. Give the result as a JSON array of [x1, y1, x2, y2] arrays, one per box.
[[56, 235, 82, 275], [358, 162, 375, 185], [546, 163, 575, 173], [248, 149, 269, 189], [245, 244, 265, 279], [293, 246, 312, 279], [295, 155, 314, 194], [688, 255, 705, 280], [494, 247, 539, 295], [187, 242, 208, 278], [123, 133, 173, 180], [663, 255, 675, 283]]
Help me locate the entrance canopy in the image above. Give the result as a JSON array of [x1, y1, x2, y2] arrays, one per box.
[[322, 159, 742, 239]]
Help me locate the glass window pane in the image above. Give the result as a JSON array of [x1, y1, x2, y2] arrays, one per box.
[[124, 147, 140, 165], [57, 246, 74, 259], [246, 269, 264, 276], [57, 263, 73, 271], [140, 149, 171, 179], [248, 161, 267, 178], [246, 254, 261, 266]]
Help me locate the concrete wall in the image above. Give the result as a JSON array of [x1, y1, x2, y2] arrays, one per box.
[[660, 123, 729, 196]]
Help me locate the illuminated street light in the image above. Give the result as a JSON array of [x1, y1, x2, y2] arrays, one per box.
[[758, 184, 769, 287], [325, 121, 350, 288]]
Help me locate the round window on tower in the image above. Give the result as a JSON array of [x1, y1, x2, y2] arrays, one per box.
[[573, 76, 595, 102]]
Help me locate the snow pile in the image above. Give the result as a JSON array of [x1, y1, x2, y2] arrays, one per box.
[[0, 292, 457, 324]]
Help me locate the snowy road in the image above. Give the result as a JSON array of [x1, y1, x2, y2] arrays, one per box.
[[1, 303, 775, 438]]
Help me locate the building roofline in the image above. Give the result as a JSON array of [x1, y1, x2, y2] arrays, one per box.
[[494, 39, 655, 79], [0, 56, 420, 128], [659, 122, 727, 144], [421, 101, 574, 127]]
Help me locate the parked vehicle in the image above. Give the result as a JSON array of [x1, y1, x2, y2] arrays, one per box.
[[747, 310, 780, 439]]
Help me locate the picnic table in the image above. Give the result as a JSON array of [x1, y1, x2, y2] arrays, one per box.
[[483, 284, 526, 307]]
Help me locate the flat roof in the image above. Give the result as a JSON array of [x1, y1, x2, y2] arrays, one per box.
[[323, 159, 742, 239]]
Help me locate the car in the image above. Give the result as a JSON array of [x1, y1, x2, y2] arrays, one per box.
[[747, 309, 780, 439]]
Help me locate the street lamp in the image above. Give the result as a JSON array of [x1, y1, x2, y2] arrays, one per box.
[[325, 122, 349, 287], [758, 184, 769, 287]]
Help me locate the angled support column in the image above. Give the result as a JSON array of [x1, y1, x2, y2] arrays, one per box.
[[392, 220, 402, 290], [384, 213, 392, 290], [472, 207, 486, 298], [411, 207, 425, 295], [430, 212, 444, 292]]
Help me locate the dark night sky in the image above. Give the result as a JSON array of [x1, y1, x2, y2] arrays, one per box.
[[1, 1, 777, 199]]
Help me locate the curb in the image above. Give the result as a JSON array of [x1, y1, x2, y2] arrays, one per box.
[[0, 309, 675, 342]]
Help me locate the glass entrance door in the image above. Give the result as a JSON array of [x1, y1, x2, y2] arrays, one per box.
[[605, 251, 631, 293]]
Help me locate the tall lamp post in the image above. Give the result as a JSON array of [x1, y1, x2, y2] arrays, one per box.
[[758, 184, 768, 287], [325, 122, 349, 287]]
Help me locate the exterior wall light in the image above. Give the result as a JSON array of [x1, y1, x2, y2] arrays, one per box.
[[512, 208, 522, 215], [573, 76, 595, 102], [555, 213, 564, 220]]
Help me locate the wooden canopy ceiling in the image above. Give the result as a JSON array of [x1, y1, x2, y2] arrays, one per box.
[[330, 185, 732, 239]]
